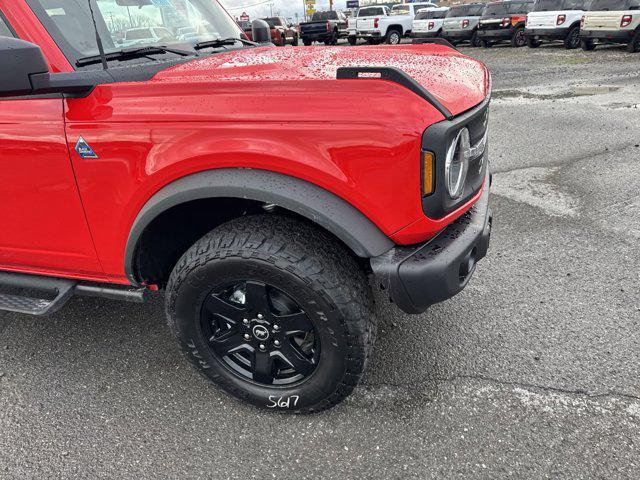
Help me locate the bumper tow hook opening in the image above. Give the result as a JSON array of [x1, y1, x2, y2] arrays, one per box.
[[459, 247, 477, 286]]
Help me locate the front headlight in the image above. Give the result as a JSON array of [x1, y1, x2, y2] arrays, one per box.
[[445, 128, 470, 199]]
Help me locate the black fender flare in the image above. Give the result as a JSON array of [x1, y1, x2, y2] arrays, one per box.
[[124, 168, 394, 284]]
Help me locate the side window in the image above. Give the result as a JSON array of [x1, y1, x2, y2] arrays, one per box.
[[0, 12, 15, 38]]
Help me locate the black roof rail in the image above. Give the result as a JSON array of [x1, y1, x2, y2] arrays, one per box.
[[336, 66, 453, 120]]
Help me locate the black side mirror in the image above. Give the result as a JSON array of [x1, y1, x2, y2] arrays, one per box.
[[252, 19, 272, 44], [0, 37, 49, 97], [0, 37, 94, 98]]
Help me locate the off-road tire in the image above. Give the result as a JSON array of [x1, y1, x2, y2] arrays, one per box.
[[627, 30, 640, 53], [471, 32, 482, 47], [348, 35, 357, 45], [527, 37, 542, 48], [581, 38, 596, 50], [165, 215, 376, 413], [511, 26, 526, 47], [324, 31, 338, 45], [564, 25, 580, 49], [303, 38, 312, 46]]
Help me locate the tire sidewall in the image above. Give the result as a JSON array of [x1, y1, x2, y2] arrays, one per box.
[[169, 256, 351, 411], [513, 26, 526, 47], [387, 30, 401, 44]]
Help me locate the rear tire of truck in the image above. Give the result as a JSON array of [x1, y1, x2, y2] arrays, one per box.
[[292, 33, 299, 46], [511, 26, 526, 47], [526, 37, 542, 48], [165, 215, 376, 413], [627, 30, 640, 53], [470, 32, 482, 47], [564, 25, 580, 49], [348, 35, 357, 45], [385, 29, 402, 45], [581, 38, 596, 51]]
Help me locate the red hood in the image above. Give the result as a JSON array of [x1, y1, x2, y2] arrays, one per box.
[[153, 44, 490, 117]]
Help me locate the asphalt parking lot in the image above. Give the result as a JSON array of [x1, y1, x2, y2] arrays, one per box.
[[1, 44, 639, 479]]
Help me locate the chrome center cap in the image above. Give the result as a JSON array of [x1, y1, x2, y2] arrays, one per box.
[[252, 325, 270, 341]]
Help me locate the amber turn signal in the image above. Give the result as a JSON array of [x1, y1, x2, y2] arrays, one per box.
[[422, 151, 435, 196]]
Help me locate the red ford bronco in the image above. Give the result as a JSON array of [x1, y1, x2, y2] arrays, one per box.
[[0, 0, 492, 412]]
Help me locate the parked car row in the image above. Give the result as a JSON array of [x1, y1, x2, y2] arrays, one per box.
[[240, 0, 640, 53], [443, 0, 640, 52]]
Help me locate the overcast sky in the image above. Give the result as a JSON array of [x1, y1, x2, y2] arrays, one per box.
[[220, 0, 348, 21]]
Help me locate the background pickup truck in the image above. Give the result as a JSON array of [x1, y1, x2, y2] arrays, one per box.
[[300, 10, 348, 45], [262, 17, 299, 46], [348, 5, 415, 44]]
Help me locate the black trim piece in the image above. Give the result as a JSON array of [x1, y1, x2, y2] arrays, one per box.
[[411, 37, 459, 51], [421, 93, 491, 219], [371, 169, 492, 314], [124, 169, 395, 285], [337, 66, 454, 120], [74, 284, 148, 303], [0, 9, 17, 37]]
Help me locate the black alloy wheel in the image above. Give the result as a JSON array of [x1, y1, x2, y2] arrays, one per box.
[[564, 26, 580, 49], [201, 280, 319, 386], [512, 26, 526, 47]]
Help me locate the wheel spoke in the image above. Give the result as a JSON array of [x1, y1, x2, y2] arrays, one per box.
[[252, 350, 274, 384], [276, 341, 315, 376], [244, 281, 271, 315], [210, 331, 246, 355], [275, 311, 312, 335], [204, 294, 244, 322]]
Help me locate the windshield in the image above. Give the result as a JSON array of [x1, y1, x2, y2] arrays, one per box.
[[483, 3, 510, 15], [26, 0, 243, 67], [263, 17, 283, 27], [588, 0, 629, 8], [416, 9, 448, 19], [533, 0, 563, 9], [358, 7, 383, 16], [312, 11, 339, 20], [446, 4, 485, 17], [391, 5, 410, 15]]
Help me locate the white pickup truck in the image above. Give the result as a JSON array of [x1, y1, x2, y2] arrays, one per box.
[[347, 2, 438, 45]]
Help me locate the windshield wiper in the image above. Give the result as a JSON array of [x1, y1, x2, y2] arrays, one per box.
[[194, 37, 257, 51], [77, 45, 194, 67]]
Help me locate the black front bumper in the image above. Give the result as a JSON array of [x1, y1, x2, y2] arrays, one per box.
[[371, 170, 492, 314], [525, 28, 569, 40], [581, 29, 634, 42]]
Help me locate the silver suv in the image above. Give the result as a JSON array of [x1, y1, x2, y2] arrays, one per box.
[[442, 3, 487, 46]]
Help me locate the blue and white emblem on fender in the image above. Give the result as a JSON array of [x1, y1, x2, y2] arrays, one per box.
[[75, 136, 98, 159]]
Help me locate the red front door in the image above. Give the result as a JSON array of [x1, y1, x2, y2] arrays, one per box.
[[0, 98, 104, 278]]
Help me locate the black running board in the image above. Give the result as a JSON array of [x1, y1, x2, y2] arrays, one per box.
[[0, 272, 148, 316]]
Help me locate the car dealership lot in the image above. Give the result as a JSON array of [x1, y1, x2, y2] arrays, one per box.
[[1, 45, 639, 478]]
